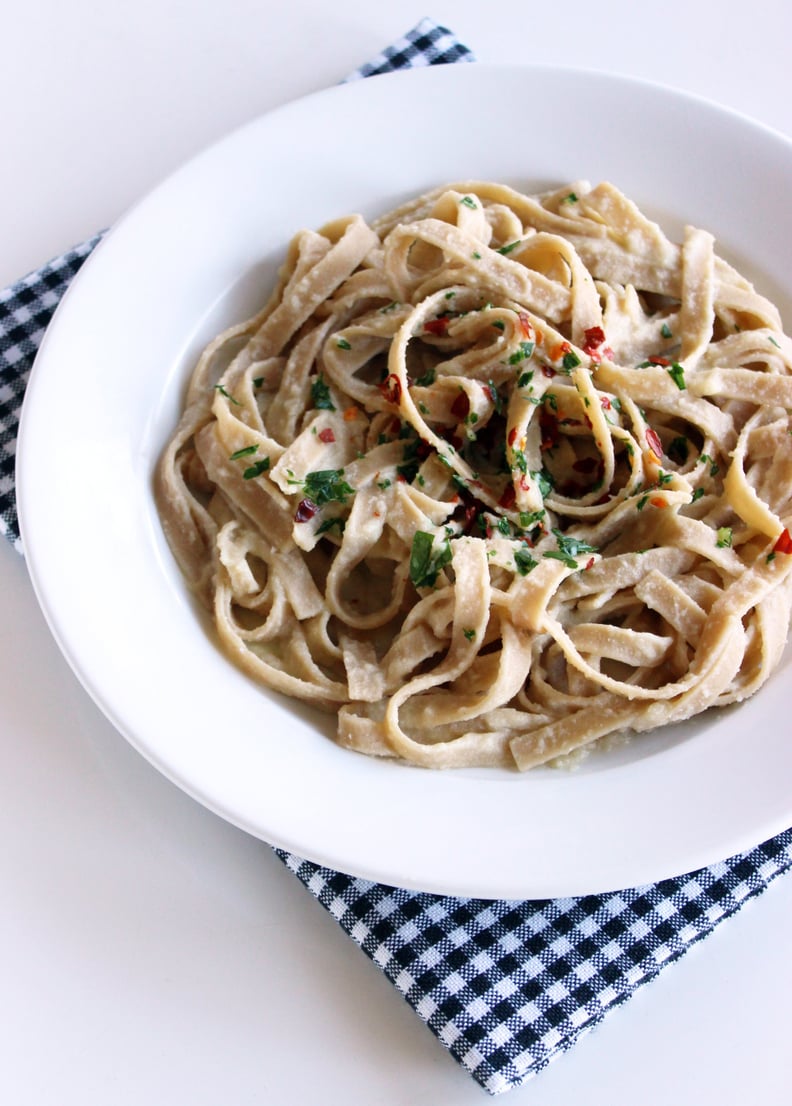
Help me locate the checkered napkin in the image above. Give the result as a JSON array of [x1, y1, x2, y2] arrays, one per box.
[[2, 18, 791, 1096]]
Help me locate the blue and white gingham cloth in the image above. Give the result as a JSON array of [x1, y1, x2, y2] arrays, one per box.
[[2, 20, 791, 1096]]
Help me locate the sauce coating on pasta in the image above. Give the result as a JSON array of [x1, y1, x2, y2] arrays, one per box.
[[156, 181, 792, 769]]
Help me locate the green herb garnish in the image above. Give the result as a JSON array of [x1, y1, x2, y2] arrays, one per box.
[[311, 374, 336, 411], [667, 362, 686, 390], [214, 384, 240, 405], [409, 531, 452, 589], [316, 517, 346, 536], [508, 340, 535, 365], [229, 445, 259, 460], [243, 458, 271, 480], [532, 468, 554, 499], [667, 436, 689, 464], [415, 366, 436, 387], [542, 529, 597, 569], [514, 548, 538, 576], [301, 469, 354, 506]]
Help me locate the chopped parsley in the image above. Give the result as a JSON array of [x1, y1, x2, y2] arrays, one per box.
[[336, 338, 352, 350], [415, 366, 436, 387], [532, 468, 554, 499], [519, 509, 545, 528], [542, 529, 597, 569], [463, 627, 476, 640], [315, 517, 345, 536], [661, 323, 673, 339], [229, 445, 259, 460], [487, 381, 504, 414], [667, 436, 689, 464], [300, 469, 354, 507], [716, 527, 733, 548], [460, 195, 478, 209], [562, 349, 581, 372], [311, 374, 336, 411], [397, 438, 422, 482], [243, 458, 271, 480], [514, 548, 538, 576], [667, 362, 686, 390], [409, 531, 452, 589], [508, 340, 536, 365], [497, 240, 521, 255], [214, 384, 240, 405]]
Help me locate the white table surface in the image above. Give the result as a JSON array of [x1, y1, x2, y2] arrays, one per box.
[[3, 2, 792, 1102]]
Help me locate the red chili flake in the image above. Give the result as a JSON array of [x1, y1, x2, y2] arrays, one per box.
[[518, 312, 533, 338], [508, 427, 519, 447], [600, 395, 612, 410], [773, 528, 792, 555], [583, 326, 606, 349], [379, 374, 402, 405], [550, 340, 571, 361], [499, 483, 516, 509], [460, 503, 480, 534], [294, 499, 318, 523], [388, 416, 402, 435], [343, 406, 359, 422], [424, 317, 449, 336], [540, 412, 559, 452], [645, 428, 663, 458], [450, 391, 470, 420], [582, 329, 608, 364], [416, 439, 432, 460], [318, 428, 335, 443], [650, 496, 667, 509], [519, 475, 532, 492], [649, 356, 670, 366], [585, 557, 595, 570], [541, 365, 557, 378]]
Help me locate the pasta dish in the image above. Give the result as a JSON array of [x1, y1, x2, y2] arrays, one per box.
[[156, 180, 792, 770]]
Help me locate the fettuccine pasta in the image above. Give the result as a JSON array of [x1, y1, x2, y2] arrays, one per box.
[[156, 180, 792, 770]]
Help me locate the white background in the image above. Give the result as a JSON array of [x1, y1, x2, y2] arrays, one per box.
[[2, 1, 792, 1102]]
